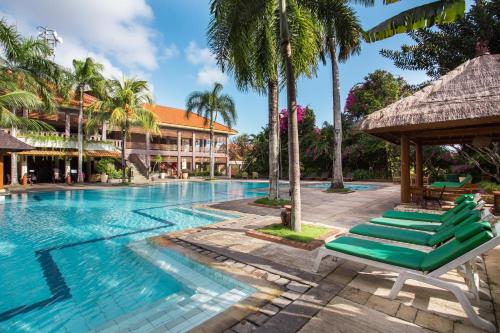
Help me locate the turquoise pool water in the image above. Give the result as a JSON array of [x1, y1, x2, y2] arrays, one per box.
[[303, 183, 378, 191], [0, 181, 267, 332]]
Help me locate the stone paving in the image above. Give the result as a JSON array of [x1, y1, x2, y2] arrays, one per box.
[[212, 181, 400, 229], [148, 182, 500, 333]]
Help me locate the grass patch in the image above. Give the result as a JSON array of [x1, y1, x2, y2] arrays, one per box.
[[258, 223, 331, 243], [324, 187, 353, 194], [254, 197, 291, 207]]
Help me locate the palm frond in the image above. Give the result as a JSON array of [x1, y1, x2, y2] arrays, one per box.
[[364, 0, 466, 42]]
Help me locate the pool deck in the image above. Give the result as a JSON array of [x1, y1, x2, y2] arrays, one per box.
[[150, 181, 499, 333]]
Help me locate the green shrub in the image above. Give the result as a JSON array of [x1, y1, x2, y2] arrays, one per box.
[[477, 181, 500, 192], [352, 169, 374, 180]]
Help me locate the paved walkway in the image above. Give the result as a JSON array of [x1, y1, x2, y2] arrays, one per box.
[[151, 182, 498, 333], [213, 181, 400, 230]]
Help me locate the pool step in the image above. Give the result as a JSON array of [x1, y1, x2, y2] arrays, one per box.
[[171, 207, 228, 221]]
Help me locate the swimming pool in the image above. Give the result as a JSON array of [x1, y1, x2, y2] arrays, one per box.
[[0, 181, 267, 332], [303, 183, 379, 191]]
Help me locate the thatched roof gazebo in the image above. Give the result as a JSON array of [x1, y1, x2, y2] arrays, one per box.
[[0, 130, 33, 189], [357, 54, 500, 203]]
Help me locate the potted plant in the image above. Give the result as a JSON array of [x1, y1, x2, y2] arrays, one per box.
[[96, 158, 113, 183], [181, 169, 190, 179]]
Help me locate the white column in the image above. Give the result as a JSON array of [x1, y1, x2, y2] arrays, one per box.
[[21, 156, 28, 177]]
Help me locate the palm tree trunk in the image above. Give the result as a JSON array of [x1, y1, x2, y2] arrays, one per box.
[[268, 79, 279, 199], [209, 127, 215, 179], [121, 128, 126, 183], [77, 85, 84, 183], [329, 37, 344, 189], [279, 0, 301, 232], [145, 132, 150, 179]]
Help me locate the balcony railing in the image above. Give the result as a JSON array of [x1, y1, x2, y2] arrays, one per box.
[[13, 131, 122, 150]]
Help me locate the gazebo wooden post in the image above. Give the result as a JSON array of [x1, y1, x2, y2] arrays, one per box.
[[400, 134, 410, 203], [0, 153, 4, 190], [415, 142, 423, 187]]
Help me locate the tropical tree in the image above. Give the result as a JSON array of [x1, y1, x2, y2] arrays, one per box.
[[88, 77, 157, 183], [308, 0, 365, 189], [0, 19, 64, 184], [71, 58, 105, 182], [380, 0, 500, 79], [139, 108, 160, 179], [364, 0, 466, 43], [208, 0, 319, 200], [0, 75, 50, 129], [278, 0, 322, 232], [186, 83, 236, 179]]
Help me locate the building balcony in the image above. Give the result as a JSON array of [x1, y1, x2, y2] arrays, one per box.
[[15, 131, 122, 152]]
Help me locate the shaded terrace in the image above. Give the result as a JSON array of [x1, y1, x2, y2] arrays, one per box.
[[356, 54, 500, 203]]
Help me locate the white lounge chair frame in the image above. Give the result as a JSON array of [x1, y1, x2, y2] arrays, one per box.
[[313, 220, 500, 332]]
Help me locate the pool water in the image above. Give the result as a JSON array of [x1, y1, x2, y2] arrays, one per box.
[[0, 181, 267, 332], [303, 183, 378, 191]]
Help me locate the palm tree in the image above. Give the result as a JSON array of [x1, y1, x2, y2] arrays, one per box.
[[364, 0, 466, 42], [208, 0, 319, 200], [186, 83, 236, 180], [278, 0, 322, 232], [91, 77, 156, 183], [0, 19, 64, 184], [308, 0, 365, 189], [0, 75, 50, 129], [209, 0, 319, 231], [138, 108, 160, 179], [71, 58, 105, 182]]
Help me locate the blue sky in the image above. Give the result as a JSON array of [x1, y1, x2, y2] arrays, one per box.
[[0, 0, 470, 135]]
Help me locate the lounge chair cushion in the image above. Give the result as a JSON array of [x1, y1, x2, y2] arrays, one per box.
[[431, 175, 472, 188], [325, 236, 426, 270], [381, 199, 475, 223], [429, 212, 482, 246], [370, 217, 441, 231], [382, 210, 444, 222], [455, 194, 474, 204], [420, 230, 493, 272], [350, 224, 432, 246], [436, 204, 478, 230], [455, 221, 492, 242]]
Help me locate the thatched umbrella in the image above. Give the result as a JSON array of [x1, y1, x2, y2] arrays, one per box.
[[0, 130, 33, 189], [356, 54, 500, 202]]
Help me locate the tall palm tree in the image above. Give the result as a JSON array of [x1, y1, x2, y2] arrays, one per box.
[[208, 0, 319, 200], [308, 0, 366, 189], [278, 0, 321, 232], [71, 58, 105, 182], [100, 77, 156, 182], [364, 0, 466, 42], [139, 109, 160, 179], [186, 83, 236, 180]]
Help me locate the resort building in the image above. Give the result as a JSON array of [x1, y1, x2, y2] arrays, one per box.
[[4, 100, 236, 183]]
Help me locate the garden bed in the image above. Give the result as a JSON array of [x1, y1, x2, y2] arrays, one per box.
[[246, 223, 343, 251], [248, 198, 291, 209]]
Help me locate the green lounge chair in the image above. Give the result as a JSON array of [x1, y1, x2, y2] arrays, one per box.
[[314, 221, 500, 332], [350, 208, 490, 247], [370, 201, 480, 231], [382, 193, 478, 222], [431, 174, 472, 188]]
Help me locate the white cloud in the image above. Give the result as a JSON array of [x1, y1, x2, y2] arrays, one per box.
[[197, 66, 227, 86], [185, 41, 227, 86], [162, 43, 179, 60], [0, 0, 168, 78]]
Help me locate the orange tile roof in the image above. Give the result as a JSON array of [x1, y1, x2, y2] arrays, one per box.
[[56, 93, 97, 108], [145, 104, 237, 135]]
